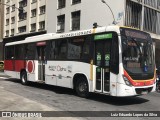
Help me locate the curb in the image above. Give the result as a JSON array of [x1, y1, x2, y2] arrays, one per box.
[[0, 72, 10, 78]]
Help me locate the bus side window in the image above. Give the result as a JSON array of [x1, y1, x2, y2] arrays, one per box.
[[15, 44, 25, 59], [47, 40, 56, 60], [81, 37, 90, 60], [67, 36, 90, 61], [57, 39, 67, 59], [5, 46, 15, 59], [25, 43, 36, 60]]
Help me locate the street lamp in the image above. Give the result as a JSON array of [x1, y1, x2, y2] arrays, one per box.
[[101, 0, 117, 25]]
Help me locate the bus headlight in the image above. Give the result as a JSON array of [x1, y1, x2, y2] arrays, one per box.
[[123, 75, 132, 86]]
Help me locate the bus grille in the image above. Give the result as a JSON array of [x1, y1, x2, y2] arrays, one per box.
[[130, 73, 154, 80], [135, 87, 153, 95]]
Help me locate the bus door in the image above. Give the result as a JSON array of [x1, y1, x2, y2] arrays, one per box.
[[37, 42, 46, 81], [95, 40, 111, 93]]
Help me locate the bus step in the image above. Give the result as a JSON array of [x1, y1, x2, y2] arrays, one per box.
[[37, 80, 45, 83]]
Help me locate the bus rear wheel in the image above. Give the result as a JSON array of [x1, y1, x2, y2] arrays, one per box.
[[21, 71, 28, 85], [75, 77, 89, 98]]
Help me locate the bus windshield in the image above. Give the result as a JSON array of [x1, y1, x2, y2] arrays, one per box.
[[120, 28, 155, 80]]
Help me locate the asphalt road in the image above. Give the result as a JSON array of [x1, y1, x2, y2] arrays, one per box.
[[0, 76, 160, 120]]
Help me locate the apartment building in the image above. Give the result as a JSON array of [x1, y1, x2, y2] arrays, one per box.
[[46, 0, 160, 65], [47, 0, 124, 33], [0, 0, 4, 60], [3, 0, 47, 43]]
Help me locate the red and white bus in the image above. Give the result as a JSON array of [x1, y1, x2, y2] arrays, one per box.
[[4, 26, 156, 97]]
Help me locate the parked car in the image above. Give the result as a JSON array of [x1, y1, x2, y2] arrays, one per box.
[[0, 61, 4, 71]]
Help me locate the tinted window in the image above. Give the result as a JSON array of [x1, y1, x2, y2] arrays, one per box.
[[47, 41, 57, 60], [25, 43, 36, 60], [46, 36, 91, 61], [15, 44, 25, 59], [68, 36, 90, 60], [57, 39, 67, 59], [5, 46, 14, 59]]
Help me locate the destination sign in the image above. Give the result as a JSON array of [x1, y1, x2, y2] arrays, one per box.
[[94, 33, 112, 40], [120, 28, 150, 40]]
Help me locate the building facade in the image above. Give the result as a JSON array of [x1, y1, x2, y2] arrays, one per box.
[[46, 0, 160, 66], [47, 0, 124, 33], [3, 0, 47, 40], [0, 0, 4, 60]]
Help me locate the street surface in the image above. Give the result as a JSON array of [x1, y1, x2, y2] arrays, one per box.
[[0, 74, 160, 120]]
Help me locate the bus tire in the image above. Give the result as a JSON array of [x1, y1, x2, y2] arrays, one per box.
[[21, 71, 28, 85], [75, 77, 89, 98]]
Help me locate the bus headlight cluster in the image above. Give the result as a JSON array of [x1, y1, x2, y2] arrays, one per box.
[[123, 75, 132, 86]]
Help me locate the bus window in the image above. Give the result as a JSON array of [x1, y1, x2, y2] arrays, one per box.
[[15, 44, 25, 59], [5, 46, 15, 59], [57, 39, 67, 59], [25, 43, 36, 60], [67, 36, 90, 60], [47, 40, 56, 60], [81, 37, 90, 60]]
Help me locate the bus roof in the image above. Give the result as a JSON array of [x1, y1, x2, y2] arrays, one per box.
[[5, 26, 121, 46]]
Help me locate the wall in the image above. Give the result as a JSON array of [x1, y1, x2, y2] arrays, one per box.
[[46, 0, 125, 33]]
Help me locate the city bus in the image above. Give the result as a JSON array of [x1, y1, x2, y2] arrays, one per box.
[[4, 26, 156, 97]]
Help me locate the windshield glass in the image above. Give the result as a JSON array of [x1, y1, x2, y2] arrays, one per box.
[[120, 28, 155, 79]]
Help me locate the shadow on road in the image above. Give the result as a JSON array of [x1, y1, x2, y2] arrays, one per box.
[[3, 78, 149, 106], [88, 93, 149, 106]]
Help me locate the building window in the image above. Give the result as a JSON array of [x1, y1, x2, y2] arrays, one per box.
[[39, 5, 45, 15], [6, 30, 9, 37], [72, 0, 81, 5], [6, 7, 10, 14], [19, 0, 27, 8], [12, 4, 15, 12], [71, 11, 81, 31], [32, 0, 37, 4], [31, 23, 36, 32], [18, 26, 26, 33], [58, 0, 66, 9], [31, 9, 36, 17], [11, 29, 14, 36], [143, 7, 157, 34], [39, 21, 45, 31], [57, 15, 65, 33], [11, 17, 15, 24], [125, 0, 142, 29], [19, 12, 27, 21], [6, 19, 9, 25]]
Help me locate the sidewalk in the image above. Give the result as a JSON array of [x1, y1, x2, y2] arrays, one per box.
[[0, 73, 80, 120], [0, 71, 9, 78]]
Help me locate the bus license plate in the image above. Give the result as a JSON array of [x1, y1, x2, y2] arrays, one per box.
[[141, 91, 148, 95]]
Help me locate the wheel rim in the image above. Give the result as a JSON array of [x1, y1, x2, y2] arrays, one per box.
[[22, 74, 26, 83], [79, 82, 87, 92]]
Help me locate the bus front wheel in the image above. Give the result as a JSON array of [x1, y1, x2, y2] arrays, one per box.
[[21, 71, 28, 85], [75, 77, 89, 98]]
